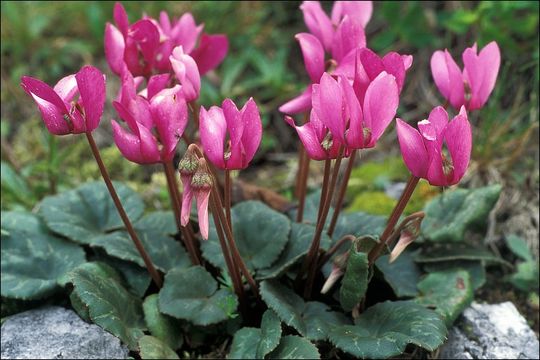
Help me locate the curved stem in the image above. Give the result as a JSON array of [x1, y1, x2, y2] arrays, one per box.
[[85, 132, 162, 288], [317, 234, 355, 270], [368, 175, 420, 264], [327, 150, 357, 236]]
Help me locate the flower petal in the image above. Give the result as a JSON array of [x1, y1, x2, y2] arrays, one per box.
[[240, 98, 262, 168], [312, 73, 345, 143], [296, 33, 325, 83], [147, 73, 171, 100], [75, 66, 106, 132], [221, 99, 243, 168], [20, 76, 67, 112], [382, 52, 406, 92], [396, 118, 428, 178], [464, 41, 500, 110], [150, 85, 188, 161], [190, 34, 229, 75], [426, 106, 449, 141], [431, 50, 464, 109], [339, 76, 364, 149], [444, 107, 472, 184], [199, 106, 227, 169], [195, 189, 211, 240], [285, 114, 327, 161], [331, 15, 366, 63], [104, 23, 126, 76], [170, 46, 201, 102], [300, 1, 334, 52], [171, 13, 201, 54], [279, 85, 313, 114], [363, 72, 399, 146], [113, 2, 129, 36], [180, 174, 194, 226], [331, 1, 372, 28], [112, 119, 159, 164], [53, 74, 78, 102]]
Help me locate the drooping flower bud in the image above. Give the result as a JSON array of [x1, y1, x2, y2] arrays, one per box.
[[179, 145, 200, 226], [190, 158, 213, 240]]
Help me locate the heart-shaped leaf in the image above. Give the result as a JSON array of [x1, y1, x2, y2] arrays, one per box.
[[260, 280, 350, 341], [97, 254, 152, 298], [68, 262, 146, 350], [257, 310, 282, 358], [143, 294, 184, 350], [159, 266, 238, 326], [340, 241, 369, 312], [38, 181, 145, 243], [505, 234, 533, 261], [423, 260, 486, 290], [266, 336, 320, 359], [138, 335, 179, 360], [228, 328, 261, 359], [415, 270, 473, 326], [202, 201, 291, 271], [329, 301, 447, 359], [375, 250, 421, 298], [421, 185, 501, 242], [257, 223, 331, 280], [1, 211, 86, 300], [414, 245, 510, 266]]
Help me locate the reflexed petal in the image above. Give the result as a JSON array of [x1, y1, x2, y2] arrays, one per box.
[[113, 2, 129, 36], [130, 19, 160, 67], [426, 106, 449, 140], [331, 15, 366, 63], [402, 54, 413, 70], [464, 41, 500, 110], [285, 115, 327, 161], [358, 47, 384, 80], [170, 46, 201, 101], [430, 50, 464, 109], [20, 76, 67, 112], [296, 33, 325, 83], [382, 52, 406, 92], [313, 73, 345, 142], [239, 98, 262, 168], [159, 11, 171, 33], [54, 74, 78, 102], [24, 93, 71, 135], [278, 85, 313, 114], [444, 108, 471, 184], [112, 120, 146, 164], [331, 1, 372, 28], [150, 85, 188, 161], [147, 73, 171, 100], [195, 189, 211, 240], [105, 23, 126, 76], [199, 106, 227, 169], [221, 99, 243, 168], [396, 118, 428, 178], [300, 1, 334, 51], [172, 13, 201, 54], [75, 66, 106, 132], [190, 34, 228, 75], [363, 72, 398, 146], [180, 174, 194, 226]]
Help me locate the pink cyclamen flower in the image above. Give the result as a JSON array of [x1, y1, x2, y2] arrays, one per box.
[[190, 161, 212, 240], [312, 71, 399, 151], [20, 66, 105, 135], [111, 85, 188, 164], [105, 2, 229, 78], [170, 46, 201, 102], [199, 98, 262, 170], [431, 41, 500, 111], [396, 106, 472, 186]]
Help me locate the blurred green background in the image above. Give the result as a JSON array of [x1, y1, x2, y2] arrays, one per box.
[[1, 0, 538, 224]]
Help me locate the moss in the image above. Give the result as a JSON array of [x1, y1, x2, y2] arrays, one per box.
[[348, 156, 409, 198], [346, 191, 396, 215]]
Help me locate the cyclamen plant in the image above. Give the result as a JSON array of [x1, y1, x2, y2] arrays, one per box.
[[14, 1, 503, 359]]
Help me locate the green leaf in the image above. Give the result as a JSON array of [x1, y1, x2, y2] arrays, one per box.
[[138, 335, 179, 360], [414, 245, 510, 267], [39, 181, 145, 243], [505, 234, 533, 261], [257, 223, 331, 280], [143, 294, 184, 350], [340, 241, 369, 311], [421, 185, 501, 242], [97, 255, 151, 298], [1, 211, 86, 300], [329, 301, 447, 359], [423, 260, 486, 290], [257, 310, 282, 358], [1, 161, 34, 207], [159, 266, 238, 326], [510, 261, 540, 291], [415, 270, 473, 326], [376, 250, 421, 298], [266, 336, 320, 359], [260, 280, 350, 341], [68, 262, 146, 350], [202, 201, 291, 271], [228, 328, 261, 359]]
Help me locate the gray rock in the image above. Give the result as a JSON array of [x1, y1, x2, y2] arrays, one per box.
[[440, 302, 540, 359], [385, 182, 406, 200], [1, 306, 129, 359]]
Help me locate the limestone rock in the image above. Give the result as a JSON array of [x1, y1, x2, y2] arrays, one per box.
[[440, 302, 539, 359], [1, 306, 129, 359]]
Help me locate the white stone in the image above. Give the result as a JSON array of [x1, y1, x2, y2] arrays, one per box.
[[1, 306, 129, 359]]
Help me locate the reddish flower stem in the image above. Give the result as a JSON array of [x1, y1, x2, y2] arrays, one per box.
[[85, 132, 163, 288], [304, 148, 345, 298], [327, 149, 358, 237], [224, 169, 232, 228], [368, 175, 420, 264], [295, 112, 311, 223], [163, 161, 201, 265], [316, 234, 356, 270]]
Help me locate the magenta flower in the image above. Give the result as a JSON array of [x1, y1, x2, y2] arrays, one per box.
[[312, 71, 399, 151], [105, 2, 229, 78], [170, 46, 201, 102], [431, 41, 500, 111], [396, 106, 472, 186], [199, 98, 262, 170], [331, 1, 372, 29], [190, 165, 212, 240], [111, 85, 188, 164], [20, 66, 105, 135]]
